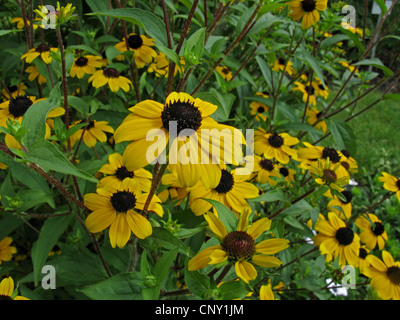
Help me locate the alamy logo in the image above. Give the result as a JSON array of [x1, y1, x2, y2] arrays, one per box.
[[41, 5, 57, 30]]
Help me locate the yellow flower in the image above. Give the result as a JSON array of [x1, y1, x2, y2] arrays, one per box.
[[70, 55, 103, 79], [293, 81, 317, 106], [254, 128, 299, 164], [1, 83, 27, 100], [88, 68, 132, 92], [159, 168, 189, 205], [0, 237, 17, 264], [11, 17, 40, 29], [310, 158, 349, 193], [84, 179, 164, 248], [114, 91, 245, 189], [249, 92, 269, 122], [69, 120, 114, 148], [356, 213, 388, 251], [354, 246, 371, 274], [272, 58, 294, 75], [0, 276, 29, 300], [115, 33, 157, 68], [216, 66, 233, 81], [339, 60, 359, 74], [189, 167, 259, 216], [245, 155, 281, 185], [327, 190, 353, 220], [312, 79, 329, 99], [313, 212, 360, 267], [21, 44, 58, 64], [277, 164, 296, 186], [259, 282, 277, 300], [26, 66, 47, 85], [188, 210, 289, 283], [306, 107, 327, 133], [378, 172, 400, 201], [148, 53, 185, 78], [363, 251, 400, 300], [97, 152, 152, 193], [288, 0, 328, 29]]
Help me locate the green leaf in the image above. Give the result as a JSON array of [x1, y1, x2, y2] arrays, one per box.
[[183, 27, 206, 65], [250, 189, 289, 203], [278, 122, 323, 135], [297, 51, 326, 87], [86, 8, 168, 46], [202, 199, 238, 232], [139, 227, 190, 255], [22, 83, 61, 148], [154, 248, 179, 285], [195, 89, 235, 122], [66, 44, 102, 57], [325, 119, 357, 155], [218, 280, 249, 300], [25, 140, 99, 183], [353, 58, 393, 77], [0, 29, 23, 36], [79, 272, 144, 299], [339, 27, 365, 54], [31, 214, 73, 285], [184, 261, 210, 298]]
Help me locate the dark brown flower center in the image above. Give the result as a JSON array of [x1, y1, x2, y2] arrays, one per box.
[[279, 167, 289, 177], [373, 222, 385, 236], [214, 169, 234, 194], [75, 56, 88, 67], [257, 105, 266, 113], [36, 43, 50, 52], [0, 294, 12, 300], [161, 99, 202, 134], [387, 266, 400, 286], [301, 0, 317, 12], [268, 132, 284, 148], [128, 34, 143, 50], [115, 166, 134, 181], [322, 147, 341, 163], [103, 68, 120, 78], [305, 85, 315, 95], [259, 159, 274, 171], [341, 149, 351, 158], [359, 248, 368, 259], [396, 179, 400, 190], [110, 190, 136, 212], [335, 227, 354, 246], [221, 231, 256, 261], [278, 58, 286, 65], [8, 95, 33, 117], [322, 169, 337, 183], [7, 85, 17, 93], [221, 67, 229, 75]]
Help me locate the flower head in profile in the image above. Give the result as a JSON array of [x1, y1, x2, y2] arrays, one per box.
[[189, 167, 259, 216], [115, 33, 157, 68], [356, 213, 388, 251], [327, 190, 353, 220], [147, 53, 185, 78], [21, 43, 58, 64], [245, 155, 281, 186], [288, 0, 328, 29], [26, 66, 47, 85], [310, 158, 349, 192], [306, 107, 327, 133], [114, 91, 245, 189], [11, 17, 40, 30], [293, 81, 317, 106], [0, 237, 17, 264], [378, 172, 400, 201], [97, 152, 152, 193], [0, 276, 29, 300], [84, 179, 164, 248], [88, 67, 132, 93], [188, 210, 289, 283], [313, 212, 360, 267], [70, 119, 114, 148], [363, 251, 400, 300], [2, 84, 27, 100], [255, 128, 299, 164]]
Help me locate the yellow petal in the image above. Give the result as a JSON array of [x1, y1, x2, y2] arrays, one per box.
[[235, 260, 257, 283], [204, 211, 227, 240]]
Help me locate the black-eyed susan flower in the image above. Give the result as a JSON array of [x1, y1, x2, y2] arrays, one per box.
[[21, 43, 58, 64], [363, 251, 400, 300], [216, 66, 233, 81], [354, 246, 371, 274], [288, 0, 328, 29], [313, 79, 329, 99], [188, 210, 289, 283], [189, 167, 259, 216], [293, 81, 317, 106], [378, 172, 400, 201], [254, 129, 299, 164], [158, 168, 189, 205], [327, 190, 353, 220], [272, 57, 294, 75], [356, 213, 388, 251], [88, 68, 132, 93], [11, 17, 40, 30], [70, 55, 103, 79], [0, 276, 29, 300], [339, 149, 358, 174], [247, 155, 281, 185], [2, 84, 28, 100], [84, 179, 164, 248], [306, 107, 327, 132], [249, 92, 269, 122], [70, 119, 114, 148], [0, 237, 17, 264], [25, 66, 47, 85], [97, 152, 152, 193], [339, 60, 359, 74], [114, 91, 244, 189], [115, 33, 157, 69], [310, 158, 349, 193], [278, 164, 296, 186], [0, 95, 41, 127], [147, 53, 185, 78], [313, 211, 360, 267]]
